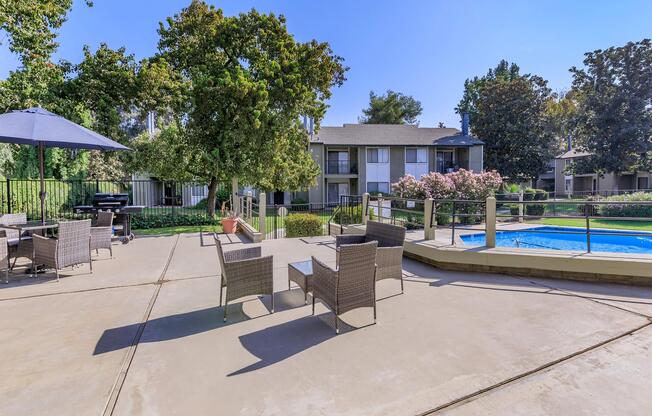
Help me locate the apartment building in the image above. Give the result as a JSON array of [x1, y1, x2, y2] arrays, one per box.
[[271, 119, 484, 205], [552, 149, 651, 196]]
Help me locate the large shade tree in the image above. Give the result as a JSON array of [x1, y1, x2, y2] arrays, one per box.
[[457, 60, 556, 181], [359, 90, 422, 125], [135, 1, 347, 217], [570, 39, 652, 173]]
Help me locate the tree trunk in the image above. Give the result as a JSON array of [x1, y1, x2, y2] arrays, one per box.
[[206, 176, 219, 219]]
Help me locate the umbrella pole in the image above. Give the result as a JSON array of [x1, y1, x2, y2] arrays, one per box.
[[38, 142, 45, 224]]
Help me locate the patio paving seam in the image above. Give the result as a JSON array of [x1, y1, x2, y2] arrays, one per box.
[[520, 278, 652, 319], [101, 234, 180, 416], [418, 321, 652, 416]]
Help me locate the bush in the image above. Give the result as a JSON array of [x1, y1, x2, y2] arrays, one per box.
[[598, 192, 652, 217], [132, 213, 216, 229], [524, 188, 548, 217], [285, 213, 323, 237], [193, 188, 231, 211], [331, 205, 375, 225]]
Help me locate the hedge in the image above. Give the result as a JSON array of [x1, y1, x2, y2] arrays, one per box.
[[131, 213, 217, 229], [285, 213, 323, 237], [331, 205, 375, 225], [598, 192, 652, 218]]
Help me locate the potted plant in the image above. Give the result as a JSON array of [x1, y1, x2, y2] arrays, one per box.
[[220, 211, 239, 234]]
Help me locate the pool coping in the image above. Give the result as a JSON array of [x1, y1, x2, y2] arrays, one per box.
[[343, 224, 652, 286]]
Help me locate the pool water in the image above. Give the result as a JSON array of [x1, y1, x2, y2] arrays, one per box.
[[460, 226, 652, 254]]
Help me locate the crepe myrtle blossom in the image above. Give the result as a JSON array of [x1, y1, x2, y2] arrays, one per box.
[[392, 169, 502, 200]]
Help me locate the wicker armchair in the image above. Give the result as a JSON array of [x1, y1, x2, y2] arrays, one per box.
[[33, 219, 92, 281], [0, 237, 8, 284], [335, 220, 406, 293], [214, 234, 274, 322], [312, 240, 378, 334], [0, 213, 32, 267], [91, 211, 114, 257]]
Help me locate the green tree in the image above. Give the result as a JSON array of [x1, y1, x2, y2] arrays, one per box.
[[137, 1, 346, 217], [544, 90, 578, 153], [570, 39, 652, 173], [359, 90, 422, 125], [458, 60, 556, 181]]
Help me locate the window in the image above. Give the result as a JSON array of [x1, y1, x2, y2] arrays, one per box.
[[367, 182, 389, 194], [367, 148, 389, 163], [405, 148, 427, 163], [565, 178, 571, 193]]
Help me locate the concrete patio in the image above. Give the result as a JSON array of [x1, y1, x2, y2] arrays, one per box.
[[1, 233, 652, 415]]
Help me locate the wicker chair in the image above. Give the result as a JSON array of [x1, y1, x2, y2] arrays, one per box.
[[335, 220, 406, 293], [0, 237, 8, 284], [214, 234, 274, 322], [312, 240, 378, 334], [91, 211, 114, 257], [33, 219, 92, 281], [0, 213, 32, 267]]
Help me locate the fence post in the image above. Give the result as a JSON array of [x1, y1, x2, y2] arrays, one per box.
[[362, 193, 370, 224], [6, 178, 11, 214], [518, 190, 524, 223], [377, 195, 382, 223], [246, 191, 252, 220], [424, 198, 435, 240], [486, 197, 497, 248], [231, 177, 239, 215], [585, 203, 591, 253], [258, 192, 266, 239]]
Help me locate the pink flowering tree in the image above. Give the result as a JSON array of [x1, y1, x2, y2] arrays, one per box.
[[393, 169, 502, 200], [391, 170, 503, 224]]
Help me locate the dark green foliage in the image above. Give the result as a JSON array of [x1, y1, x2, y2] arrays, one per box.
[[571, 39, 652, 173], [193, 187, 230, 210], [524, 188, 548, 216], [456, 60, 556, 181], [360, 90, 423, 125], [131, 213, 216, 229], [598, 192, 652, 218], [331, 205, 375, 225], [285, 213, 323, 237]]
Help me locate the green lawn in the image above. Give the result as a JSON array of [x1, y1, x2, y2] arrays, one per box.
[[534, 218, 652, 231], [134, 224, 222, 236]]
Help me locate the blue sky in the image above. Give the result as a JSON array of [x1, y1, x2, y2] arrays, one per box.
[[2, 0, 652, 128]]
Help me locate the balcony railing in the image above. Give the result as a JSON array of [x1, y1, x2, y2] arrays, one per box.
[[326, 160, 357, 174]]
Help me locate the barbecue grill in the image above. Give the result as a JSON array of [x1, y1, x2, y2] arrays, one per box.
[[73, 193, 144, 243]]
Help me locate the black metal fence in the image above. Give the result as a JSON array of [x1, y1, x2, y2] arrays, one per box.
[[0, 178, 223, 223]]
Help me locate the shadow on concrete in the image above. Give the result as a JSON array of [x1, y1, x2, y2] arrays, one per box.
[[93, 290, 312, 356], [227, 314, 335, 376]]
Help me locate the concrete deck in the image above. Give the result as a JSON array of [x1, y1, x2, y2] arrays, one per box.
[[1, 233, 652, 415]]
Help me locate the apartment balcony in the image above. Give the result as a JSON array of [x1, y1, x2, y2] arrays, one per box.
[[325, 160, 358, 177]]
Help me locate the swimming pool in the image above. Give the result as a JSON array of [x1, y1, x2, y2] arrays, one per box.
[[460, 226, 652, 254]]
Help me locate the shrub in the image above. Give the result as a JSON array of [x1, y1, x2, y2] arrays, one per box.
[[193, 188, 231, 211], [393, 169, 503, 201], [524, 188, 548, 217], [598, 192, 652, 218], [132, 213, 216, 229], [331, 204, 375, 225], [285, 213, 323, 237]]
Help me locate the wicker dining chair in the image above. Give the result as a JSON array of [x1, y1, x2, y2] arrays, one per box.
[[214, 234, 274, 322], [0, 237, 9, 284], [312, 240, 378, 334], [91, 211, 114, 257], [335, 221, 406, 293], [0, 213, 32, 267], [33, 219, 92, 281]]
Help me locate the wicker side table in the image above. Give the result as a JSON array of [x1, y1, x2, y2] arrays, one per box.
[[288, 260, 313, 304]]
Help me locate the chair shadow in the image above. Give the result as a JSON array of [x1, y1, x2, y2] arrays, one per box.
[[94, 290, 311, 356], [227, 313, 335, 376]]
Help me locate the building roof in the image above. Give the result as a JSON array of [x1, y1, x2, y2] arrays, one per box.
[[558, 149, 591, 159], [312, 124, 482, 147]]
